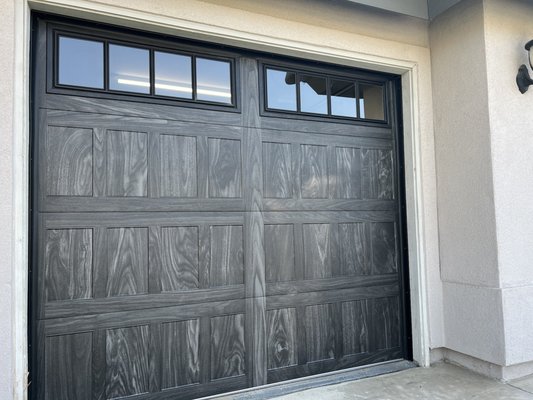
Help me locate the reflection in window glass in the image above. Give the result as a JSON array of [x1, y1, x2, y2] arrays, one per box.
[[196, 58, 232, 104], [359, 83, 384, 120], [300, 75, 327, 115], [266, 69, 296, 111], [109, 44, 150, 94], [154, 52, 192, 98], [331, 80, 356, 118], [58, 36, 104, 89]]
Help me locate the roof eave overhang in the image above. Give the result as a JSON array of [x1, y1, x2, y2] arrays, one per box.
[[344, 0, 462, 20]]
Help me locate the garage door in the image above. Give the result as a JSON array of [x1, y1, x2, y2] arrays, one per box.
[[31, 15, 410, 400]]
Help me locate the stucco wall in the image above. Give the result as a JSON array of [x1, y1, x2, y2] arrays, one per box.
[[204, 0, 429, 46], [483, 0, 533, 367], [1, 0, 443, 398], [0, 0, 15, 398], [431, 0, 533, 375], [429, 0, 504, 366]]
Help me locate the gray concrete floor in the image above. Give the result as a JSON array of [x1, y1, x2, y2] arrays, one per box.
[[212, 362, 533, 400], [267, 363, 533, 400]]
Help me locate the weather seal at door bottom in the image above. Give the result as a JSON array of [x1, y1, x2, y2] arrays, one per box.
[[202, 359, 417, 400]]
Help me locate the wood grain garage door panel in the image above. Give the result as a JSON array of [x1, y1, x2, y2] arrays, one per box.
[[45, 332, 92, 400], [32, 17, 407, 400], [38, 112, 245, 213], [46, 126, 93, 197], [161, 319, 200, 388]]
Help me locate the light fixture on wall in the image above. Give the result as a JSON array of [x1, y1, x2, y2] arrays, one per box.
[[517, 40, 533, 93]]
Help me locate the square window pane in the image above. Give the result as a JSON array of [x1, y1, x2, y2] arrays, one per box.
[[58, 36, 104, 89], [266, 69, 296, 111], [196, 58, 232, 104], [300, 75, 327, 115], [331, 80, 356, 118], [109, 44, 150, 94], [154, 52, 192, 99], [358, 83, 385, 120]]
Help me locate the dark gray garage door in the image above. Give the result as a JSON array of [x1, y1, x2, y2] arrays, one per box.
[[31, 15, 410, 400]]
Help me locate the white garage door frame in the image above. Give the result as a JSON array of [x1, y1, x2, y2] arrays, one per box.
[[12, 1, 432, 398]]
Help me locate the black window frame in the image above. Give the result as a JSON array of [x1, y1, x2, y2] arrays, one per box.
[[47, 21, 240, 112], [259, 60, 390, 126]]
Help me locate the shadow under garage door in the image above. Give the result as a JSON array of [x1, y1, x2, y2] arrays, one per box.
[[31, 14, 411, 400]]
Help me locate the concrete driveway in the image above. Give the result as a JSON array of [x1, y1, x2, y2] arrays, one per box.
[[270, 363, 533, 400]]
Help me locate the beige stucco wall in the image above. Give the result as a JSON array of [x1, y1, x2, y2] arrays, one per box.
[[201, 0, 429, 47], [430, 0, 533, 378], [483, 0, 533, 369], [429, 0, 504, 366], [0, 0, 444, 398]]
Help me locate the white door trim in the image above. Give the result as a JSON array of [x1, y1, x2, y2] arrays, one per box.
[[13, 1, 31, 399], [13, 1, 432, 397]]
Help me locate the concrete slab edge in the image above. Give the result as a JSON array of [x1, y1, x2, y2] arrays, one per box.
[[433, 348, 533, 381]]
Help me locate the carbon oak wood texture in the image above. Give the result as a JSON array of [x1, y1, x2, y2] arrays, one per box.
[[241, 57, 267, 387], [32, 16, 408, 400], [264, 224, 295, 283], [160, 135, 197, 198], [106, 227, 149, 297], [210, 314, 246, 380], [44, 228, 93, 301], [106, 130, 148, 197], [301, 144, 328, 199], [209, 225, 244, 287], [161, 319, 200, 388], [262, 142, 292, 199], [208, 138, 242, 198], [160, 226, 199, 292], [105, 325, 152, 398], [45, 332, 92, 400], [46, 126, 93, 196], [266, 308, 298, 369], [305, 304, 336, 362]]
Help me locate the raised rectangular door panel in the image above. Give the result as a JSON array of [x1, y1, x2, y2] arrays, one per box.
[[336, 146, 362, 199], [303, 223, 332, 279], [210, 314, 246, 380], [161, 319, 200, 388], [305, 304, 336, 362], [209, 225, 244, 287], [264, 224, 295, 283], [44, 228, 93, 301], [45, 332, 92, 400], [106, 130, 148, 197], [370, 296, 401, 351], [362, 149, 394, 200], [266, 308, 298, 369], [46, 126, 93, 196], [262, 142, 292, 199], [160, 226, 200, 292], [106, 227, 149, 297], [338, 223, 371, 276], [160, 135, 198, 198], [105, 325, 151, 399], [208, 138, 242, 198], [300, 144, 328, 199], [342, 299, 369, 355], [371, 222, 398, 274]]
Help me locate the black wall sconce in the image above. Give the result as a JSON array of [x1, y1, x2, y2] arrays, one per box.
[[517, 40, 533, 94]]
